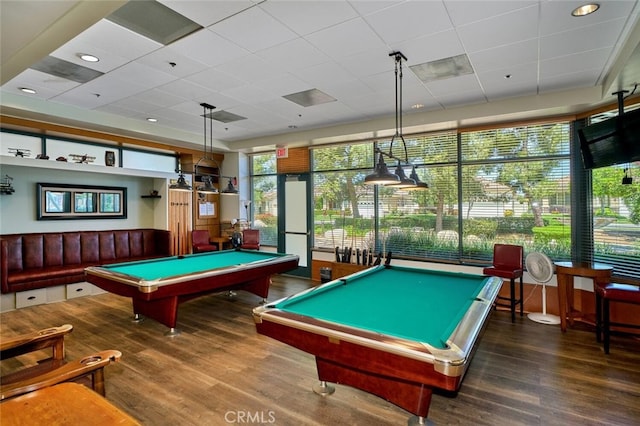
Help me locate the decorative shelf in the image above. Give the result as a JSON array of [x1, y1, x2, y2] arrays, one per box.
[[0, 155, 176, 179]]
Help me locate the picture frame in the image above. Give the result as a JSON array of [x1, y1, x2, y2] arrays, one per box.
[[105, 151, 116, 166], [37, 183, 126, 220]]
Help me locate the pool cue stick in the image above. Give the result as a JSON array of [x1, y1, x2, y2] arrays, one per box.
[[368, 251, 373, 265], [335, 246, 340, 262], [341, 209, 346, 260], [177, 221, 184, 259], [329, 211, 335, 249], [356, 248, 360, 265], [384, 252, 392, 266], [361, 249, 366, 266]]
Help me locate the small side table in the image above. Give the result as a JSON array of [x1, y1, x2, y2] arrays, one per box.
[[210, 236, 230, 251], [555, 261, 613, 332]]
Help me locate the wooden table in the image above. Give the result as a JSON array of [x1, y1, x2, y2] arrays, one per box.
[[555, 261, 613, 332], [210, 236, 231, 251], [0, 382, 140, 425]]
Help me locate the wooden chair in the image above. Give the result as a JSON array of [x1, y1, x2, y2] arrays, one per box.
[[483, 244, 524, 322], [192, 230, 217, 253], [241, 229, 260, 250], [1, 324, 121, 400], [595, 282, 640, 354]]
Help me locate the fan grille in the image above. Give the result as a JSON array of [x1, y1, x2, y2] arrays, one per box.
[[525, 252, 555, 283]]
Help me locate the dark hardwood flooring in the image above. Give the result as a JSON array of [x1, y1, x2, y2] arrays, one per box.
[[1, 275, 639, 425]]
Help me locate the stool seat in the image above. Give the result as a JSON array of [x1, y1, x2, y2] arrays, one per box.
[[595, 283, 640, 303], [595, 282, 640, 354], [482, 267, 523, 280]]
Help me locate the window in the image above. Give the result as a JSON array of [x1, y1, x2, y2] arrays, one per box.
[[584, 107, 640, 279], [460, 123, 571, 263], [312, 122, 572, 265], [250, 153, 278, 246]]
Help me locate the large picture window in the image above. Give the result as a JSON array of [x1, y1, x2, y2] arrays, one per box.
[[311, 122, 573, 266]]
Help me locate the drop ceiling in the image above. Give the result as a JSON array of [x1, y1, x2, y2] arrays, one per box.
[[1, 0, 640, 154]]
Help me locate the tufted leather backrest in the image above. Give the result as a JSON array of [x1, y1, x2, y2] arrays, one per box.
[[0, 229, 172, 293]]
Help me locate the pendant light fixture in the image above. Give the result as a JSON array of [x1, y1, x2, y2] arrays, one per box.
[[364, 51, 428, 190], [173, 102, 239, 194]]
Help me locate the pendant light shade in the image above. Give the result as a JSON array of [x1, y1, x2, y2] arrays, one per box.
[[197, 175, 218, 193], [222, 178, 238, 194], [364, 153, 401, 185], [386, 162, 416, 189], [169, 172, 192, 191], [404, 166, 429, 190]]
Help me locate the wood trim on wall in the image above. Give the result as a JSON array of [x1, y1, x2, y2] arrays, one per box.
[[277, 147, 309, 173]]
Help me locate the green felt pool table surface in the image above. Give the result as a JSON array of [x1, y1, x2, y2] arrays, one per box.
[[101, 250, 288, 282], [272, 266, 489, 348]]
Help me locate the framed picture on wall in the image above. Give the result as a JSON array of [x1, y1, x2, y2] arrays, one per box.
[[105, 151, 116, 166], [37, 183, 127, 220]]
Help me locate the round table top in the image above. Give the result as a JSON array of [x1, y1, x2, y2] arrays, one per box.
[[554, 261, 613, 277]]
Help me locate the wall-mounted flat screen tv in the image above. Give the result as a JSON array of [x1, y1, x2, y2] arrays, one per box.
[[579, 107, 640, 169]]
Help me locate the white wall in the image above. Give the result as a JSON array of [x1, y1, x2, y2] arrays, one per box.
[[0, 164, 163, 234]]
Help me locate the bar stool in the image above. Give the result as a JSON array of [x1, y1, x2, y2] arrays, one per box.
[[595, 282, 640, 354], [483, 244, 524, 322]]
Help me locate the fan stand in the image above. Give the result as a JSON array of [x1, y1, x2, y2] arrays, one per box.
[[527, 283, 561, 325]]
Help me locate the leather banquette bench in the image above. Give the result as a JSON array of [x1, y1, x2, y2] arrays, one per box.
[[1, 229, 171, 295]]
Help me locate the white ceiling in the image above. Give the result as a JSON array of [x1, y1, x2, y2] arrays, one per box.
[[1, 0, 640, 154]]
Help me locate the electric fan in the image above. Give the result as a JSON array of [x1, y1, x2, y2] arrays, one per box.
[[526, 252, 561, 325]]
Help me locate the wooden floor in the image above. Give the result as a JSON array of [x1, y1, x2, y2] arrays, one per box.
[[2, 275, 640, 426]]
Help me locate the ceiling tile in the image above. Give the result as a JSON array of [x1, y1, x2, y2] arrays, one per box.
[[261, 0, 358, 35], [169, 28, 250, 67], [540, 19, 628, 60], [444, 0, 537, 26], [468, 39, 538, 74], [257, 38, 331, 71], [305, 18, 387, 60], [539, 0, 636, 36], [184, 67, 245, 93], [210, 6, 298, 53], [456, 5, 539, 53], [159, 0, 256, 27], [363, 1, 452, 44]]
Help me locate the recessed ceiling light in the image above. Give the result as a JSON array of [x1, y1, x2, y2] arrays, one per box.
[[146, 118, 158, 123], [571, 3, 600, 17], [78, 53, 99, 62], [411, 104, 424, 109], [19, 87, 37, 94]]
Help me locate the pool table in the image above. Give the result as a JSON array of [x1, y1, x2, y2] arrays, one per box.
[[85, 250, 298, 335], [253, 265, 502, 423]]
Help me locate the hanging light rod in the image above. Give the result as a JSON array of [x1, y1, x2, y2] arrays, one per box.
[[364, 51, 428, 190], [170, 102, 239, 194]]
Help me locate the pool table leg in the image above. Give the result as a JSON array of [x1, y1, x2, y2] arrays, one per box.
[[408, 415, 433, 425], [312, 381, 335, 396], [315, 357, 433, 421], [132, 297, 180, 334]]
